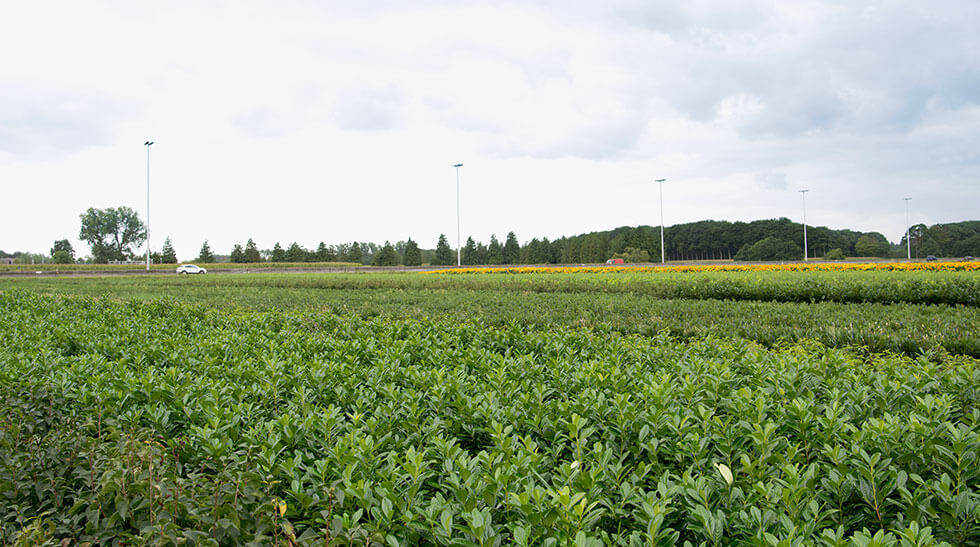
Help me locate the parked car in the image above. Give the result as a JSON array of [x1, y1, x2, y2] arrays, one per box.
[[925, 255, 937, 262], [605, 258, 625, 265], [176, 264, 207, 274], [964, 256, 975, 261]]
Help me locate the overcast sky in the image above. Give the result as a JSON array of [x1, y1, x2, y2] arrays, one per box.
[[2, 0, 978, 259]]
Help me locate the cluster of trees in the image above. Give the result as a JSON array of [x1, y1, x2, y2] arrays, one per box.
[[901, 221, 980, 258], [16, 206, 980, 266]]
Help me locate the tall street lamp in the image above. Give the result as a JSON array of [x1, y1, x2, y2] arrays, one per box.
[[903, 197, 912, 260], [656, 178, 667, 264], [453, 163, 463, 267], [799, 189, 809, 261], [144, 141, 153, 271]]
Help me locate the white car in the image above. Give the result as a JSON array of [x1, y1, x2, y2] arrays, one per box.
[[176, 264, 207, 274]]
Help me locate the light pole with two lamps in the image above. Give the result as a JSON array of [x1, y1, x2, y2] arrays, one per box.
[[453, 163, 463, 267], [144, 141, 153, 271], [656, 178, 667, 264], [903, 197, 912, 260], [799, 189, 809, 261]]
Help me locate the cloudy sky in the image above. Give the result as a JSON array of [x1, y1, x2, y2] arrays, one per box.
[[2, 0, 978, 259]]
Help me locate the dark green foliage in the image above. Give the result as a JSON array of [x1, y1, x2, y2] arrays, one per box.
[[51, 250, 73, 264], [197, 241, 214, 263], [230, 243, 246, 263], [434, 234, 454, 266], [825, 248, 846, 260], [315, 242, 335, 262], [734, 236, 802, 261], [855, 234, 891, 257], [372, 241, 401, 266], [503, 232, 520, 264], [244, 238, 262, 263], [50, 239, 74, 262], [402, 238, 422, 266], [611, 246, 651, 263], [486, 235, 503, 265], [285, 242, 307, 262], [160, 237, 178, 264], [461, 237, 479, 265], [903, 221, 980, 258], [1, 291, 978, 544], [78, 206, 147, 263], [346, 241, 362, 264], [271, 242, 286, 263]]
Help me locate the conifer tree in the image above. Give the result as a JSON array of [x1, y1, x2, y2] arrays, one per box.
[[161, 237, 178, 264], [198, 241, 214, 263], [486, 234, 503, 264], [373, 241, 401, 266], [503, 232, 520, 264], [285, 242, 306, 262], [244, 238, 262, 262], [461, 236, 479, 265], [316, 242, 333, 262], [347, 241, 362, 264], [271, 242, 286, 262], [434, 234, 454, 265], [402, 238, 422, 266], [230, 243, 245, 263]]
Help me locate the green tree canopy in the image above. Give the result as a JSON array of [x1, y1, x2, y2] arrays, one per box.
[[271, 243, 286, 263], [316, 242, 335, 262], [503, 232, 520, 264], [403, 238, 422, 266], [461, 237, 479, 265], [244, 239, 262, 263], [78, 206, 146, 263], [50, 239, 75, 261], [285, 242, 307, 262], [373, 241, 401, 266], [733, 237, 802, 261], [433, 234, 454, 265], [855, 234, 890, 258], [230, 244, 246, 263], [197, 241, 215, 263], [486, 234, 503, 265], [347, 241, 363, 264]]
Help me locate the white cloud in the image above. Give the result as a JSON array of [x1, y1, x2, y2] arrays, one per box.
[[0, 0, 978, 257]]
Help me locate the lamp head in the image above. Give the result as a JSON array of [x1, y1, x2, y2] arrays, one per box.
[[453, 163, 463, 168], [655, 178, 666, 183], [144, 141, 154, 146]]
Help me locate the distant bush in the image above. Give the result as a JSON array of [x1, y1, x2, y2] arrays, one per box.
[[824, 248, 846, 260], [734, 237, 802, 261]]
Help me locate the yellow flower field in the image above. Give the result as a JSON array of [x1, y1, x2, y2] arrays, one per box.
[[426, 261, 980, 274]]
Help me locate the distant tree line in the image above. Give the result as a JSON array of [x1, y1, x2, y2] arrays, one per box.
[[12, 208, 980, 265]]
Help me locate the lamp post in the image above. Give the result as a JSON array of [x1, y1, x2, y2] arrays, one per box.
[[656, 178, 667, 264], [903, 197, 912, 260], [144, 141, 153, 271], [799, 189, 809, 261], [453, 163, 463, 267]]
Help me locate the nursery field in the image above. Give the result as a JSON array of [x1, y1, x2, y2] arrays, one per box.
[[1, 267, 979, 545]]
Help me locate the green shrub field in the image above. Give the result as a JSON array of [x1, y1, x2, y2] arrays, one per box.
[[1, 268, 979, 545], [3, 272, 979, 357]]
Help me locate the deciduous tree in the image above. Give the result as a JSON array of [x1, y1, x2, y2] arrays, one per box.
[[78, 206, 146, 263]]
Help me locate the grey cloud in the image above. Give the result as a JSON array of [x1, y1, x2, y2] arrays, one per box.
[[331, 85, 404, 132], [755, 170, 788, 190], [0, 86, 121, 159]]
